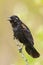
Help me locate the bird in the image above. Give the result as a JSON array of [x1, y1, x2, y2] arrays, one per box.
[[8, 15, 40, 58]]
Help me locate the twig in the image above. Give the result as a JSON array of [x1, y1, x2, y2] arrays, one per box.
[[15, 39, 29, 65]]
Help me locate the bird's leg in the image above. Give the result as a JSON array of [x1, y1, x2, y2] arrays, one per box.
[[15, 39, 23, 53], [18, 44, 23, 53], [16, 41, 23, 53]]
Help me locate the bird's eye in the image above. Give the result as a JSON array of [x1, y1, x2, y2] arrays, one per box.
[[16, 17, 18, 20]]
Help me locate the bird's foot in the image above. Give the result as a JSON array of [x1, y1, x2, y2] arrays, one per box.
[[18, 47, 22, 53]]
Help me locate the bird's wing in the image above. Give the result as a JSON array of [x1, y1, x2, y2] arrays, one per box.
[[21, 23, 34, 46]]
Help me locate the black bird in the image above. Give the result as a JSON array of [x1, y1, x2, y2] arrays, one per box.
[[8, 15, 40, 58]]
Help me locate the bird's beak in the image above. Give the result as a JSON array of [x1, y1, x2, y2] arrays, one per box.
[[8, 17, 11, 21]]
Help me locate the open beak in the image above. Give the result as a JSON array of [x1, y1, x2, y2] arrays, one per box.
[[8, 17, 11, 21]]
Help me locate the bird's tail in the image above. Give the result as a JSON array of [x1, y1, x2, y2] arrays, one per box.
[[25, 46, 40, 58]]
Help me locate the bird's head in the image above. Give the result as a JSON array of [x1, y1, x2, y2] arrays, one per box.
[[9, 15, 20, 23], [8, 15, 21, 27]]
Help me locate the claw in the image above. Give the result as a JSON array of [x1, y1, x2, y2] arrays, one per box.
[[18, 47, 22, 53]]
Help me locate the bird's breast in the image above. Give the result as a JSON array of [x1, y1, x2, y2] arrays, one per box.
[[13, 28, 29, 44]]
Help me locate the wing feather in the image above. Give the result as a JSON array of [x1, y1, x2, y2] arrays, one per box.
[[21, 23, 34, 46]]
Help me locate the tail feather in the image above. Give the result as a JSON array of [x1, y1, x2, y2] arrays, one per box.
[[25, 46, 40, 58]]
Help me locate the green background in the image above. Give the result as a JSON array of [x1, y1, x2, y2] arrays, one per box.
[[0, 0, 43, 65]]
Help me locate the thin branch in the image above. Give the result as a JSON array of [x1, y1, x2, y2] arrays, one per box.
[[15, 40, 29, 65]]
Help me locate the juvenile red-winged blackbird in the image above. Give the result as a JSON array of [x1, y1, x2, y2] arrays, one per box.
[[8, 15, 40, 58]]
